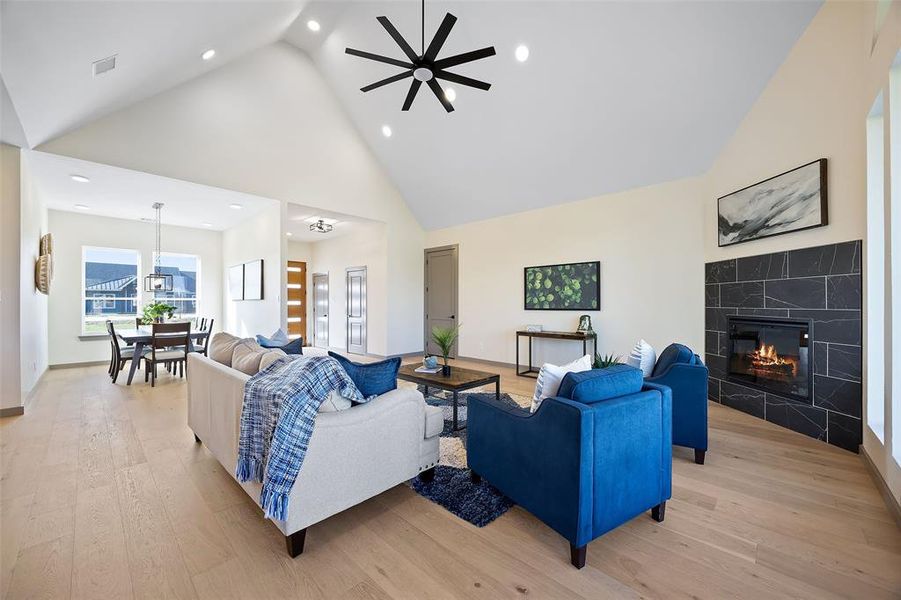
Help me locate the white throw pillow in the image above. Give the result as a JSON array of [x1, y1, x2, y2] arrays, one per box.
[[626, 339, 657, 377], [530, 354, 593, 413], [319, 390, 353, 413]]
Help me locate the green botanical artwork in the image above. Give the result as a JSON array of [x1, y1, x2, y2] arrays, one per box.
[[524, 262, 600, 310]]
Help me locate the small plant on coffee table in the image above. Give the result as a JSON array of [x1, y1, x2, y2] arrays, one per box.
[[431, 324, 460, 376]]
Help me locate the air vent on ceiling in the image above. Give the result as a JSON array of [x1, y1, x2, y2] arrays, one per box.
[[92, 55, 117, 77]]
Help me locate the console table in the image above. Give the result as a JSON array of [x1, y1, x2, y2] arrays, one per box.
[[515, 330, 597, 377]]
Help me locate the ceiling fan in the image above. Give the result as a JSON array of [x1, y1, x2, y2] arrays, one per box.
[[345, 0, 496, 112]]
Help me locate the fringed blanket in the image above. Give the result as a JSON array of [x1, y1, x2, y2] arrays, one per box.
[[235, 355, 365, 520]]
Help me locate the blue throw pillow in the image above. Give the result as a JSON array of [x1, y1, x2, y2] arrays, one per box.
[[328, 351, 400, 397], [256, 335, 304, 355], [557, 364, 644, 405], [651, 343, 695, 377]]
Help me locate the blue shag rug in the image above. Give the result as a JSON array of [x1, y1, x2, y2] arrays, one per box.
[[405, 386, 530, 527]]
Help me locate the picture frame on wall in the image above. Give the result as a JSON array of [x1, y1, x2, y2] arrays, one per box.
[[243, 259, 264, 301], [524, 261, 600, 311], [717, 158, 828, 247], [228, 264, 244, 300]]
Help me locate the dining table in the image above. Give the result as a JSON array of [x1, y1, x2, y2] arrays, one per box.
[[117, 327, 208, 385]]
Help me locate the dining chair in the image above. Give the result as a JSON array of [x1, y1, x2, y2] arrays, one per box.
[[106, 320, 146, 384], [144, 322, 191, 387], [191, 318, 214, 357]]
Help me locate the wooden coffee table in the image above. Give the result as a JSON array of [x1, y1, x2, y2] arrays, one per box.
[[397, 364, 500, 431]]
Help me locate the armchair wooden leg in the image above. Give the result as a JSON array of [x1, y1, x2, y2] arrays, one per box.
[[286, 528, 307, 558], [570, 544, 586, 569], [470, 470, 481, 484], [651, 502, 666, 523], [418, 466, 436, 482], [694, 449, 706, 465]]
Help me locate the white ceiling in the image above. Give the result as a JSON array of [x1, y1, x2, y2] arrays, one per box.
[[285, 201, 378, 242], [1, 0, 306, 147], [29, 150, 276, 230], [289, 0, 821, 228], [2, 1, 822, 230]]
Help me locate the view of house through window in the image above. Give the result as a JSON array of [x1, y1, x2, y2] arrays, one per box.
[[82, 247, 141, 334], [153, 252, 200, 320]]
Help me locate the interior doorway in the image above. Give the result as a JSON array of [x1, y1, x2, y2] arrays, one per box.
[[346, 266, 367, 355], [312, 273, 329, 349], [286, 260, 307, 341], [424, 245, 459, 357]]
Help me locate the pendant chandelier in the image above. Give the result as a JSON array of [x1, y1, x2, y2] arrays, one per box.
[[143, 202, 173, 292]]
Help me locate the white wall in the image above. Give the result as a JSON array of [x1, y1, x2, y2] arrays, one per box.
[[704, 0, 901, 504], [19, 152, 48, 396], [47, 210, 223, 365], [221, 203, 283, 339], [0, 144, 22, 410], [39, 41, 425, 356], [306, 223, 388, 356], [426, 177, 705, 366]]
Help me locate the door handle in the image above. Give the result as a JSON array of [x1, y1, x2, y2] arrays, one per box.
[[450, 315, 456, 319]]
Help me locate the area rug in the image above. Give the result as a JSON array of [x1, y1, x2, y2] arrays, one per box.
[[402, 382, 532, 527]]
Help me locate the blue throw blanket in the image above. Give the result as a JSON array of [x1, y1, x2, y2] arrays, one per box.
[[235, 355, 366, 520]]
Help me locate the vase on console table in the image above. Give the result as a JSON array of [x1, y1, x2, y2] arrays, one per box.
[[442, 364, 452, 377]]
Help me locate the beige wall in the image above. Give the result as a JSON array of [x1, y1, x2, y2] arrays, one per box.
[[703, 0, 901, 503], [426, 177, 705, 366], [48, 210, 223, 365], [0, 144, 22, 409], [19, 153, 48, 397]]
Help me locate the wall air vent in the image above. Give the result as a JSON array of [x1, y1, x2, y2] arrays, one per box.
[[92, 55, 117, 77]]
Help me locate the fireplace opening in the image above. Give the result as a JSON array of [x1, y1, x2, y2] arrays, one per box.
[[726, 316, 812, 402]]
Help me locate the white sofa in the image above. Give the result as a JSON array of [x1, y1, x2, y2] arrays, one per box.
[[186, 348, 443, 556]]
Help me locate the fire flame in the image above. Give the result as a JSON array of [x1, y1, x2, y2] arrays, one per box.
[[750, 343, 796, 375]]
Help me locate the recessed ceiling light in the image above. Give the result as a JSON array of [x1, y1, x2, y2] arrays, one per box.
[[201, 222, 213, 227], [201, 49, 216, 61], [444, 87, 456, 102], [70, 174, 90, 183], [286, 232, 293, 237], [74, 204, 90, 210], [229, 203, 243, 210], [515, 44, 530, 62], [381, 125, 392, 138], [307, 20, 321, 32]]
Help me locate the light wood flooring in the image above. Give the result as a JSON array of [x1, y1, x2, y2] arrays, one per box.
[[1, 360, 900, 599]]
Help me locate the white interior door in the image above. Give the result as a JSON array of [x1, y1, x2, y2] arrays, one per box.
[[425, 246, 458, 357], [313, 273, 329, 349], [346, 267, 366, 355]]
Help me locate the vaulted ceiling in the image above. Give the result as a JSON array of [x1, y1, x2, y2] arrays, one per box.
[[1, 1, 821, 229]]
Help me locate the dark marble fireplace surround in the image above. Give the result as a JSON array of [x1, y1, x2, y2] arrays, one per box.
[[705, 240, 862, 453]]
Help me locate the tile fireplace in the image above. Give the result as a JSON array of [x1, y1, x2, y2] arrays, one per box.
[[726, 316, 812, 402]]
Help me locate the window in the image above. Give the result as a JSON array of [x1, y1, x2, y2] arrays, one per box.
[[153, 252, 200, 320], [866, 91, 885, 442], [82, 247, 140, 334]]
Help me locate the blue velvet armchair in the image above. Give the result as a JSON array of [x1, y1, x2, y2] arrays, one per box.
[[645, 343, 709, 464], [467, 365, 672, 569]]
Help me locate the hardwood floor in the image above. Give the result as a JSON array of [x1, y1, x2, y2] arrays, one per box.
[[1, 360, 899, 599]]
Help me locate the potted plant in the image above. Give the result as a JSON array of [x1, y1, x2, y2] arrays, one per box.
[[431, 324, 460, 376], [141, 301, 178, 325], [593, 353, 621, 369]]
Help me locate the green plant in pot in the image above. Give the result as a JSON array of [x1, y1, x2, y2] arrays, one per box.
[[593, 353, 621, 369], [141, 301, 178, 325], [431, 324, 460, 376]]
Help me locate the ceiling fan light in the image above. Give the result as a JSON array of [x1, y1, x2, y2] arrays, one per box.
[[413, 67, 434, 82]]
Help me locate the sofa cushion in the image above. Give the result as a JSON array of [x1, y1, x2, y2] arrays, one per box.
[[259, 349, 288, 372], [319, 390, 353, 412], [208, 332, 245, 366], [652, 343, 695, 377], [530, 354, 593, 413], [557, 364, 644, 405], [328, 352, 400, 397], [626, 339, 657, 376], [232, 341, 267, 375]]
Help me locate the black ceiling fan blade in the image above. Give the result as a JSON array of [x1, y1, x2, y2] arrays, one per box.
[[433, 46, 496, 70], [376, 16, 420, 62], [426, 78, 454, 113], [345, 48, 414, 69], [423, 13, 457, 62], [434, 70, 491, 91], [402, 79, 423, 111], [361, 70, 413, 93]]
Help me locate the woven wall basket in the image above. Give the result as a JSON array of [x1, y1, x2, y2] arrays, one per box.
[[39, 233, 53, 256], [34, 254, 51, 295]]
